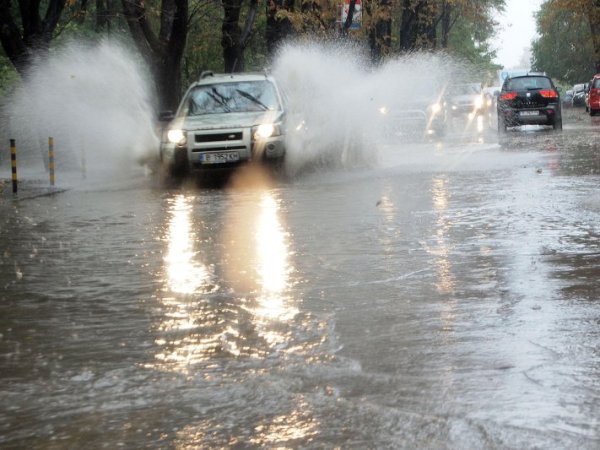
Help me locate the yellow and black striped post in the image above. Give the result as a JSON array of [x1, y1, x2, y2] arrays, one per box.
[[10, 139, 17, 194], [48, 137, 55, 186]]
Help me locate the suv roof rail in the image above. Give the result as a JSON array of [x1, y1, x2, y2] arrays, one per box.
[[199, 70, 214, 80]]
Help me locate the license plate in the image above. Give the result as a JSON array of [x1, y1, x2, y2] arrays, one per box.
[[520, 111, 539, 116], [198, 152, 239, 164]]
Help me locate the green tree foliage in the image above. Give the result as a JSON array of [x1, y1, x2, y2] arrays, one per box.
[[0, 0, 507, 105], [531, 0, 596, 84], [539, 0, 600, 72]]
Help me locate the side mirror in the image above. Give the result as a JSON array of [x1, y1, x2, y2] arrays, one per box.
[[159, 111, 174, 122], [557, 86, 562, 93]]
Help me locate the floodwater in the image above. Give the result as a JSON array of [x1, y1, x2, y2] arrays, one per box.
[[1, 109, 599, 449]]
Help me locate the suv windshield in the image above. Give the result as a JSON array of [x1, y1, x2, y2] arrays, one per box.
[[182, 80, 280, 116], [506, 76, 552, 91]]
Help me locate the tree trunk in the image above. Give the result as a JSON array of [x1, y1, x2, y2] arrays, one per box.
[[95, 0, 111, 32], [266, 0, 295, 56], [369, 0, 392, 63], [222, 0, 258, 72], [0, 0, 66, 76], [440, 1, 450, 48], [399, 0, 417, 51], [222, 0, 244, 72], [399, 0, 436, 51], [121, 0, 188, 112]]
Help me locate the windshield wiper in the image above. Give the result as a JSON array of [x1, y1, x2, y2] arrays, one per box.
[[235, 89, 269, 110], [208, 88, 231, 112]]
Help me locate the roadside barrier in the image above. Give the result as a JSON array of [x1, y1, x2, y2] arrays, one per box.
[[10, 139, 17, 194], [48, 137, 55, 186]]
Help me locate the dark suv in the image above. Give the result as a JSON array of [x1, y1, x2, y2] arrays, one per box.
[[497, 74, 562, 132]]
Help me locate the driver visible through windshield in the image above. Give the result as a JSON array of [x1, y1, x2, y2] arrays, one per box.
[[183, 80, 280, 116]]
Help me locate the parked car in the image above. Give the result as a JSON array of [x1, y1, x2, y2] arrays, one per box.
[[562, 89, 574, 108], [587, 74, 600, 116], [447, 82, 487, 117], [159, 71, 286, 176], [572, 83, 587, 107], [497, 73, 562, 131]]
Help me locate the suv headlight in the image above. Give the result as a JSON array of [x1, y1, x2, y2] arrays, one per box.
[[253, 123, 282, 139], [167, 129, 186, 145]]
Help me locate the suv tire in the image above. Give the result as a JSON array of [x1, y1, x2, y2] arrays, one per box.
[[497, 115, 507, 132], [553, 117, 563, 130]]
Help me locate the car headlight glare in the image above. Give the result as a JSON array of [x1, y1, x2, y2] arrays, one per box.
[[379, 106, 389, 115], [430, 102, 442, 114], [167, 129, 186, 145], [474, 95, 484, 109], [253, 123, 282, 139]]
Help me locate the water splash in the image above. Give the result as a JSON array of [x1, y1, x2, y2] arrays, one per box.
[[271, 41, 467, 176], [1, 38, 159, 177]]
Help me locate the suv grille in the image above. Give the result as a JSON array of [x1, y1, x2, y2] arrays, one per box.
[[195, 132, 243, 143]]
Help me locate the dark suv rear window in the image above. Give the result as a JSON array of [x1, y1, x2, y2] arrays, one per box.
[[505, 76, 552, 91]]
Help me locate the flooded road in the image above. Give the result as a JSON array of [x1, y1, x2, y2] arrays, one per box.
[[1, 111, 599, 449]]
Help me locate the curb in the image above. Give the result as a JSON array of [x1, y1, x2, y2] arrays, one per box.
[[0, 178, 69, 202]]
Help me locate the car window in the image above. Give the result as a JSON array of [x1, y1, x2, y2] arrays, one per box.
[[594, 78, 600, 89], [451, 84, 481, 95], [182, 80, 281, 116], [506, 77, 552, 91]]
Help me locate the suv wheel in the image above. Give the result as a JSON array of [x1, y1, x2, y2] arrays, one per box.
[[497, 115, 507, 132]]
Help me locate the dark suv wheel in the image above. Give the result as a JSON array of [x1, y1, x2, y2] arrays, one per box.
[[497, 114, 507, 132], [553, 117, 563, 130]]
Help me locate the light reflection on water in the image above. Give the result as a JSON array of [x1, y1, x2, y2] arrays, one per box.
[[149, 166, 317, 446], [430, 176, 456, 295], [150, 172, 299, 371], [164, 195, 212, 295]]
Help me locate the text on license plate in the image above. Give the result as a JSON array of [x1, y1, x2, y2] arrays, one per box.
[[520, 111, 539, 116], [199, 152, 240, 164]]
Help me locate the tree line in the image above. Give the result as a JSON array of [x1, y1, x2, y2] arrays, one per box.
[[1, 0, 506, 111], [531, 0, 600, 86]]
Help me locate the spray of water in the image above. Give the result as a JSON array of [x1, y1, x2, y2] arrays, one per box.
[[271, 41, 469, 176], [0, 37, 479, 185], [1, 38, 159, 179]]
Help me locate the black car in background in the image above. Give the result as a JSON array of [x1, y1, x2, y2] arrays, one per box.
[[497, 74, 562, 132]]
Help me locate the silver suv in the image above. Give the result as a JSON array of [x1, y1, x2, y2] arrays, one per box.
[[159, 72, 286, 175]]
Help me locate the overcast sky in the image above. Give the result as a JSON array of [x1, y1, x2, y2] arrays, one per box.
[[493, 0, 544, 69]]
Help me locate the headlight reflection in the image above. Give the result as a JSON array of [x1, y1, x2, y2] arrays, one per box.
[[254, 193, 295, 320], [431, 176, 456, 295], [146, 195, 220, 374], [165, 195, 211, 295]]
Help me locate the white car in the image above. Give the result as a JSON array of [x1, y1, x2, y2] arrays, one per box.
[[159, 72, 286, 176], [447, 82, 486, 117]]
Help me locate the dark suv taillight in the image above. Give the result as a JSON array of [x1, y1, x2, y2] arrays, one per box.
[[500, 92, 517, 100], [539, 90, 558, 98]]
